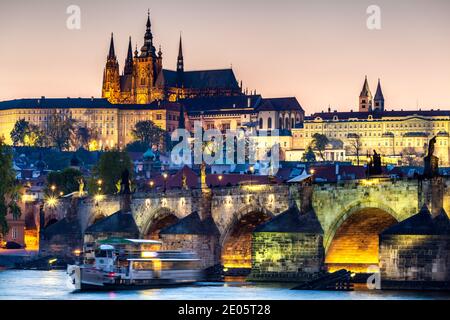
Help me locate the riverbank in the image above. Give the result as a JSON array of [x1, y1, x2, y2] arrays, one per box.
[[0, 249, 38, 269]]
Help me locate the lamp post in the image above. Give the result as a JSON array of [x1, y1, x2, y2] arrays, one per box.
[[97, 179, 103, 193], [163, 172, 168, 193], [149, 180, 154, 193], [249, 165, 255, 185], [309, 169, 315, 183]]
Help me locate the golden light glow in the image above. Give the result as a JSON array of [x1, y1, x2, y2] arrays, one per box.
[[162, 173, 168, 179], [46, 196, 58, 208], [153, 259, 162, 271], [141, 251, 158, 258], [94, 194, 104, 202], [360, 179, 381, 187], [149, 180, 154, 187], [88, 140, 99, 151], [242, 185, 268, 192], [218, 175, 223, 181], [50, 185, 56, 192], [48, 258, 57, 264], [21, 194, 35, 203], [24, 229, 39, 250], [73, 249, 82, 256]]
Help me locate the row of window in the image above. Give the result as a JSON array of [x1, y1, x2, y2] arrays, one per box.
[[305, 122, 446, 130]]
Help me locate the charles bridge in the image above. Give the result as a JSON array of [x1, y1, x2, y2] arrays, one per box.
[[40, 175, 450, 286]]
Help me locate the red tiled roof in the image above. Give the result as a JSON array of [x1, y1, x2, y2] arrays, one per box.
[[146, 166, 282, 190]]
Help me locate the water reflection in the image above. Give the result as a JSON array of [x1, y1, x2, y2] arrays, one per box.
[[0, 270, 449, 300]]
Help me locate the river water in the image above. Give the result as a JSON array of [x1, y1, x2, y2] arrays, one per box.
[[0, 270, 449, 300]]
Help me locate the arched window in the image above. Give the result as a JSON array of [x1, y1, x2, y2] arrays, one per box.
[[259, 118, 263, 129], [291, 118, 295, 128], [285, 117, 289, 129], [268, 117, 272, 129], [279, 118, 283, 129]]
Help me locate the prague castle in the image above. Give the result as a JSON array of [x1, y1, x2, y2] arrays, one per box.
[[102, 12, 242, 104], [0, 11, 449, 166], [0, 12, 303, 150]]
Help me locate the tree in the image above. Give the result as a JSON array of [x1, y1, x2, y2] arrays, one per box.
[[311, 133, 329, 161], [401, 147, 423, 167], [75, 127, 90, 150], [46, 168, 83, 195], [347, 133, 362, 165], [91, 151, 133, 195], [45, 112, 77, 151], [302, 146, 316, 162], [10, 119, 30, 146], [24, 124, 45, 147], [0, 140, 21, 237], [132, 121, 166, 150]]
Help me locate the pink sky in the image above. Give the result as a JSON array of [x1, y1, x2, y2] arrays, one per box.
[[0, 0, 449, 114]]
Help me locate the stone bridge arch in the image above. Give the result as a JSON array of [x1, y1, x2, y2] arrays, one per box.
[[323, 200, 401, 252], [140, 207, 180, 240], [219, 204, 275, 271], [324, 201, 402, 273], [312, 179, 420, 273]]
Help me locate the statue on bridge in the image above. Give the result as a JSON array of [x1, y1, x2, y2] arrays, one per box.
[[423, 136, 439, 179], [367, 150, 382, 176], [120, 169, 131, 194]]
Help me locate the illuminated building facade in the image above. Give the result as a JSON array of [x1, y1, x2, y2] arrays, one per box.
[[289, 77, 450, 165], [0, 95, 304, 150]]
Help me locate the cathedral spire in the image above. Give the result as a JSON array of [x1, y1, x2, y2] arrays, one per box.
[[177, 34, 184, 73], [140, 10, 155, 57], [108, 33, 116, 60], [359, 75, 373, 112], [374, 78, 385, 111], [124, 36, 134, 75], [360, 76, 372, 98]]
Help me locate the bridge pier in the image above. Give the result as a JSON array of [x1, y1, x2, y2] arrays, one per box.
[[419, 177, 445, 217]]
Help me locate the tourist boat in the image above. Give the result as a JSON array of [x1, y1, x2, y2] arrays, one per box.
[[67, 238, 203, 291]]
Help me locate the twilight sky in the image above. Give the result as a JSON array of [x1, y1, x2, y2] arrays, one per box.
[[0, 0, 449, 114]]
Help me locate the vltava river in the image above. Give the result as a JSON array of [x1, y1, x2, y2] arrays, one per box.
[[0, 270, 449, 300]]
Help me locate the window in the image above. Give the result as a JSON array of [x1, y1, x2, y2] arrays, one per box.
[[11, 227, 17, 240], [259, 118, 263, 129], [267, 117, 272, 129]]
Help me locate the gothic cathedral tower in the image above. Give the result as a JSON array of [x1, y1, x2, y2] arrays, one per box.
[[102, 34, 121, 103], [134, 11, 159, 104], [359, 76, 373, 112]]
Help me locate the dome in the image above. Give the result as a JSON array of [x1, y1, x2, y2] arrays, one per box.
[[143, 148, 155, 160]]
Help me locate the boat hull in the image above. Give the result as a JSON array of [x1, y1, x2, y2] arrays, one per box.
[[67, 265, 203, 292]]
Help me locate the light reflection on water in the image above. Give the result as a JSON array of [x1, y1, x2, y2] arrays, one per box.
[[0, 270, 449, 300]]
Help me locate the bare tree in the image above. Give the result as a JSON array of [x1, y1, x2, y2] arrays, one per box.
[[401, 147, 423, 166], [45, 111, 77, 151], [347, 133, 362, 165]]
